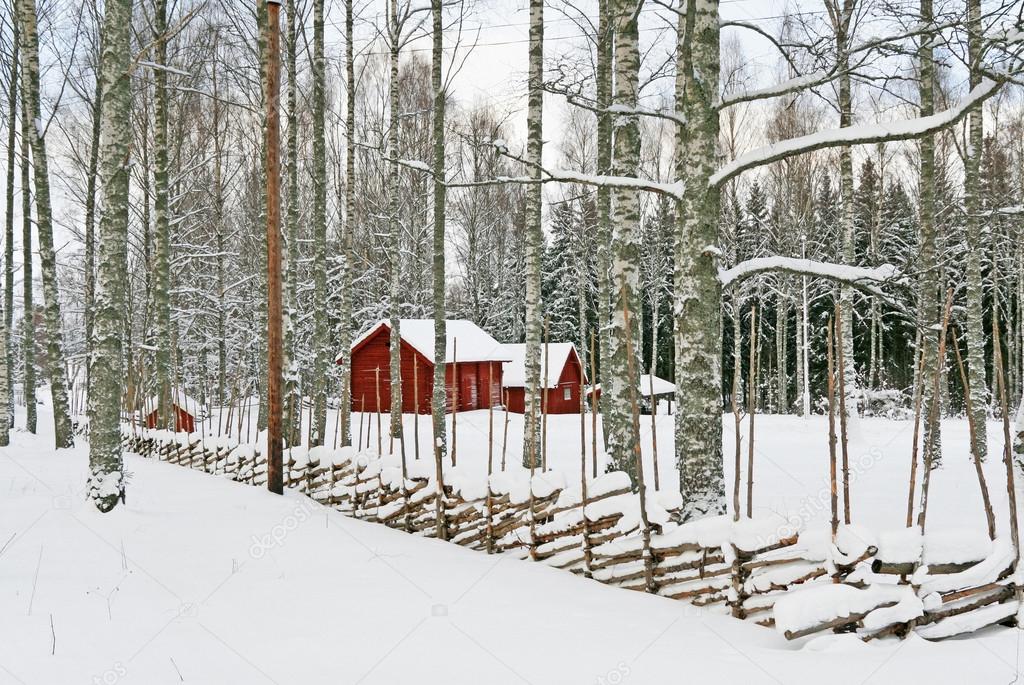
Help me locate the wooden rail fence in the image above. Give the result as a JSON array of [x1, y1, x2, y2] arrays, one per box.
[[119, 425, 1020, 642]]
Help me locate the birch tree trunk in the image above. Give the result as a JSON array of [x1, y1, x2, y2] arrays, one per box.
[[431, 0, 448, 460], [256, 0, 270, 433], [650, 293, 659, 409], [594, 0, 613, 444], [151, 0, 172, 430], [603, 0, 644, 478], [918, 0, 942, 463], [88, 0, 133, 511], [800, 238, 810, 416], [387, 0, 404, 447], [283, 0, 301, 446], [18, 0, 74, 447], [4, 18, 17, 426], [963, 0, 988, 458], [869, 155, 883, 387], [521, 0, 543, 468], [776, 284, 788, 412], [310, 0, 329, 446], [0, 36, 9, 442], [0, 284, 7, 444], [831, 0, 859, 422], [210, 34, 227, 408], [339, 0, 356, 447], [83, 53, 103, 392], [20, 27, 35, 435], [675, 0, 725, 518]]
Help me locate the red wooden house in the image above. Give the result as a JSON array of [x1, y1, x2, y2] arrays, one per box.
[[144, 389, 200, 433], [499, 343, 586, 414], [338, 319, 508, 414]]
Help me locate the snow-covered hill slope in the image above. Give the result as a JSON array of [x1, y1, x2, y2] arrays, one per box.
[[1, 419, 1022, 684]]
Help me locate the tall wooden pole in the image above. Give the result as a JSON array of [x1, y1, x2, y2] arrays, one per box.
[[333, 379, 342, 448], [501, 388, 510, 471], [451, 338, 458, 467], [413, 355, 420, 461], [590, 332, 599, 478], [542, 318, 549, 471], [918, 289, 954, 533], [835, 300, 851, 524], [905, 339, 926, 527], [649, 369, 660, 491], [374, 367, 382, 454], [951, 323, 996, 540], [579, 357, 586, 481], [992, 310, 1021, 575], [746, 305, 758, 518], [265, 0, 284, 496], [488, 362, 494, 471], [826, 315, 839, 540], [580, 357, 591, 574], [731, 312, 743, 522], [621, 279, 653, 592], [358, 393, 365, 450]]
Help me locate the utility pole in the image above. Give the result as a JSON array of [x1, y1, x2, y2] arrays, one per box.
[[265, 0, 284, 495]]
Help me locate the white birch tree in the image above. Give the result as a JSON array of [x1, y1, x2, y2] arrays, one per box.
[[18, 0, 74, 448], [522, 0, 544, 468], [603, 0, 644, 478], [675, 0, 726, 517], [310, 0, 330, 446], [151, 0, 172, 430], [430, 0, 448, 461], [963, 0, 988, 459], [88, 0, 133, 511]]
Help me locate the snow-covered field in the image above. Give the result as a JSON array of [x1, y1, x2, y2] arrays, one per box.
[[2, 405, 1023, 684]]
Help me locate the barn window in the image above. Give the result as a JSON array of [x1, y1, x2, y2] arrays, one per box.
[[563, 387, 571, 401]]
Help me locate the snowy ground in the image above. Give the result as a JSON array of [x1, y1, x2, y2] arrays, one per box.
[[3, 404, 1024, 684]]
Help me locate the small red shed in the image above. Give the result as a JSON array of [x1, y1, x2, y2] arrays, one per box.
[[338, 319, 509, 414], [144, 390, 200, 433], [499, 343, 586, 414]]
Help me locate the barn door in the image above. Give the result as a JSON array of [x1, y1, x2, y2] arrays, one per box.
[[459, 365, 478, 410]]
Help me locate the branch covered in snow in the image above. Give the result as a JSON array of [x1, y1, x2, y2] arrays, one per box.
[[718, 70, 833, 109], [540, 169, 684, 198], [711, 79, 1003, 187], [436, 171, 685, 198], [719, 257, 899, 288], [987, 205, 1024, 216], [138, 61, 192, 77]]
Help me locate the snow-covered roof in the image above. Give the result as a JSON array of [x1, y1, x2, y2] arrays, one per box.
[[498, 343, 580, 389], [588, 374, 676, 397], [343, 319, 508, 364], [143, 388, 204, 415], [639, 374, 676, 396]]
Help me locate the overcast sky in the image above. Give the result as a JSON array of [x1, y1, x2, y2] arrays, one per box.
[[335, 0, 806, 147]]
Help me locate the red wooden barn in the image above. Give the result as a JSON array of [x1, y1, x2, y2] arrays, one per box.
[[144, 390, 200, 433], [338, 319, 508, 414], [499, 343, 586, 414]]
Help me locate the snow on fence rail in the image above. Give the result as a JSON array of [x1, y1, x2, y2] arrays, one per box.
[[118, 425, 1020, 643]]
